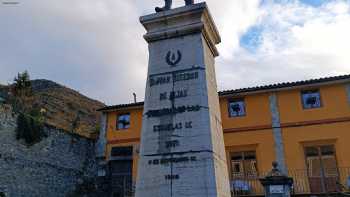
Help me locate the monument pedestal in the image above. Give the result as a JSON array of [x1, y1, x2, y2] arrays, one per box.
[[260, 162, 294, 197], [136, 3, 231, 197]]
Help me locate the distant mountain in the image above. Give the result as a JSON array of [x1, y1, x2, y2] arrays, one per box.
[[1, 79, 106, 139]]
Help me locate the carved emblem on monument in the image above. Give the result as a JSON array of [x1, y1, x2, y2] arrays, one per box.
[[166, 50, 182, 66], [155, 0, 194, 12]]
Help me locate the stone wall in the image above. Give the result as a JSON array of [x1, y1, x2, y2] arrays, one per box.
[[0, 104, 15, 130], [0, 104, 96, 197]]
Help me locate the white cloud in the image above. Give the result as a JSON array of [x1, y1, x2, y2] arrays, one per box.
[[217, 0, 350, 91], [209, 0, 262, 59], [0, 0, 149, 104], [0, 0, 349, 104]]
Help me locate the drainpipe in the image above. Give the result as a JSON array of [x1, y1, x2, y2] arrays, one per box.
[[269, 93, 287, 174]]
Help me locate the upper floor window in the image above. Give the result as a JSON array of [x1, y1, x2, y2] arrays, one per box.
[[117, 113, 130, 130], [301, 90, 322, 109], [228, 99, 246, 117], [231, 151, 258, 178]]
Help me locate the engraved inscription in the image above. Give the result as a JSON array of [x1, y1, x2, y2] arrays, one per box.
[[148, 156, 197, 165], [146, 105, 201, 118], [149, 76, 171, 87], [149, 71, 198, 87], [165, 174, 179, 180], [165, 140, 180, 148], [153, 121, 193, 132], [173, 72, 198, 82], [160, 92, 167, 100], [160, 89, 188, 101]]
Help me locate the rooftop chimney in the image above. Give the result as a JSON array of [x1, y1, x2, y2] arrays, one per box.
[[133, 93, 137, 103]]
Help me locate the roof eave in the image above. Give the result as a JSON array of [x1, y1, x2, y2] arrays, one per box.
[[219, 77, 350, 98], [97, 102, 144, 112]]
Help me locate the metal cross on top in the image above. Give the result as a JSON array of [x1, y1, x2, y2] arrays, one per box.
[[155, 0, 194, 12]]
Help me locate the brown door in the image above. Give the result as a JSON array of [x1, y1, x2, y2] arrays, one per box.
[[305, 145, 338, 194]]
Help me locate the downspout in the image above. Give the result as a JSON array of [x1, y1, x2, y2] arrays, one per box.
[[269, 93, 287, 174]]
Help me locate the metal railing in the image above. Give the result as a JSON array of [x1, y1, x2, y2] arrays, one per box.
[[231, 176, 265, 196], [231, 168, 350, 196], [109, 175, 135, 197], [103, 168, 350, 197]]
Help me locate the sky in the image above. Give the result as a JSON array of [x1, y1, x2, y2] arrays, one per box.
[[0, 0, 350, 105]]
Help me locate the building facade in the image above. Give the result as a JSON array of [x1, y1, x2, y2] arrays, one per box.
[[97, 75, 350, 196]]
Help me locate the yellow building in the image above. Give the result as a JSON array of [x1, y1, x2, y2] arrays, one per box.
[[97, 75, 350, 196]]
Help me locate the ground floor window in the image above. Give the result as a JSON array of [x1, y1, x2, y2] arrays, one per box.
[[231, 151, 258, 178], [109, 160, 133, 197], [305, 145, 338, 193], [109, 146, 134, 197]]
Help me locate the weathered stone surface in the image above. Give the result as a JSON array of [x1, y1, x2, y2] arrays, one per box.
[[0, 105, 96, 197], [269, 93, 287, 173], [0, 104, 16, 130], [136, 3, 230, 197]]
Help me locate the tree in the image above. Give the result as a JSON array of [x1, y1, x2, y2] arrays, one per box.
[[13, 70, 32, 97], [11, 71, 33, 112]]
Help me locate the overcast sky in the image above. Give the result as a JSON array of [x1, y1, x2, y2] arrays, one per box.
[[1, 0, 350, 105]]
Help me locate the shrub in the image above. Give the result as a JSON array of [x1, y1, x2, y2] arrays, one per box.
[[95, 124, 101, 134], [15, 109, 45, 145], [16, 113, 27, 140]]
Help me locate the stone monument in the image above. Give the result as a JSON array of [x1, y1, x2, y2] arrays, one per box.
[[260, 162, 293, 197], [155, 0, 194, 12], [136, 2, 231, 197]]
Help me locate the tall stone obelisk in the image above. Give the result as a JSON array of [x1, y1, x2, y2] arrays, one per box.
[[136, 2, 231, 197]]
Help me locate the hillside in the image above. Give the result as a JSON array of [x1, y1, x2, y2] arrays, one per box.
[[1, 79, 105, 139]]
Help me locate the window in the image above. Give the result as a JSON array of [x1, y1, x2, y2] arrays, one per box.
[[302, 90, 322, 109], [117, 113, 130, 130], [109, 159, 133, 197], [111, 146, 133, 157], [228, 99, 246, 117], [305, 145, 338, 193], [97, 167, 106, 177], [305, 145, 337, 177], [231, 151, 258, 177]]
